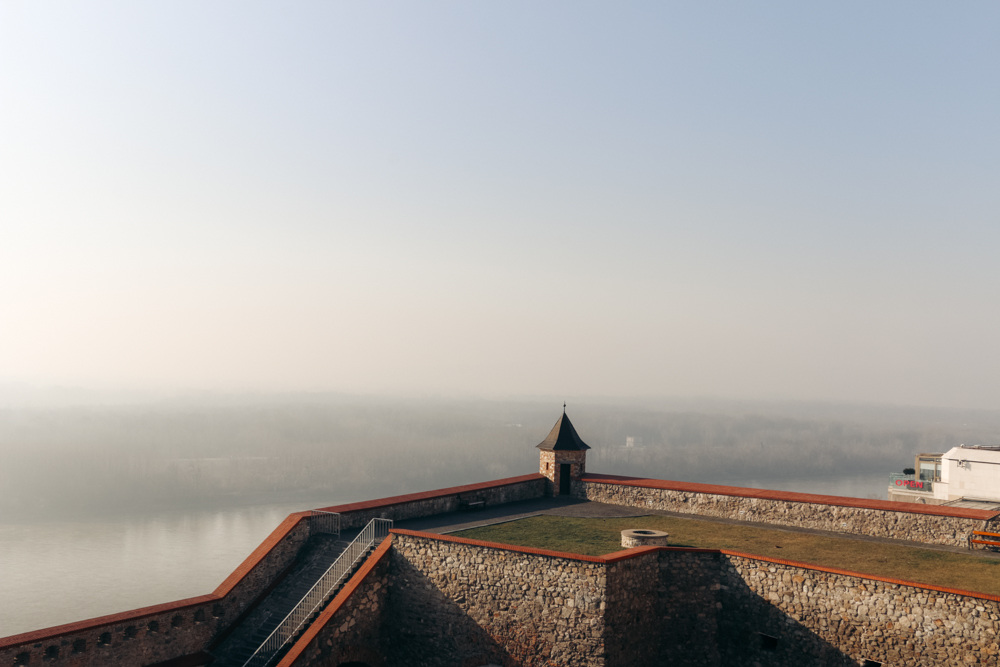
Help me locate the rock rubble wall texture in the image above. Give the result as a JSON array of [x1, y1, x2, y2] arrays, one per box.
[[335, 477, 546, 530], [655, 550, 723, 666], [603, 550, 659, 667], [717, 553, 1000, 667], [281, 547, 391, 667], [385, 533, 607, 667], [576, 480, 988, 547], [539, 450, 586, 496], [351, 535, 998, 667], [0, 516, 312, 667]]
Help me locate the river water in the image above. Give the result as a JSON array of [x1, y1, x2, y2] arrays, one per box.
[[0, 473, 888, 638]]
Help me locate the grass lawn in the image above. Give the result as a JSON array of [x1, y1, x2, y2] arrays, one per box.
[[452, 514, 1000, 596]]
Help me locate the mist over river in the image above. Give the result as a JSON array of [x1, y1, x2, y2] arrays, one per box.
[[2, 395, 998, 637]]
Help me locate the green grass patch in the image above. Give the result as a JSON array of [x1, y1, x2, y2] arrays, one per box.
[[452, 515, 1000, 596]]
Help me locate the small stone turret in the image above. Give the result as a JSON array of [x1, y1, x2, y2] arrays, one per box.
[[537, 408, 590, 496]]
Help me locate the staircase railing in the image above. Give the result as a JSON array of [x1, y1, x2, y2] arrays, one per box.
[[239, 518, 393, 667], [310, 510, 341, 537]]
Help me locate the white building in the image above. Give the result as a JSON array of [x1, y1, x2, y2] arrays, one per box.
[[889, 445, 1000, 509]]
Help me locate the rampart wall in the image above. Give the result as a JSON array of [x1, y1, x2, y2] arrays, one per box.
[[10, 471, 1000, 667], [717, 553, 1000, 666], [576, 473, 1000, 547], [0, 475, 545, 667], [0, 512, 313, 667], [316, 474, 546, 530], [279, 538, 392, 667], [384, 530, 607, 667], [279, 530, 996, 667]]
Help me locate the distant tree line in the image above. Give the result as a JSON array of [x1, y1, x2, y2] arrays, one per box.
[[1, 397, 998, 520]]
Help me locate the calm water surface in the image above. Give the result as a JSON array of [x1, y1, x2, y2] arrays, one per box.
[[0, 474, 888, 638]]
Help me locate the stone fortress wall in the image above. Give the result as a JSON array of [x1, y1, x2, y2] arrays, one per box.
[[574, 473, 1000, 547], [0, 512, 313, 667], [8, 463, 1000, 667], [279, 531, 1000, 667], [0, 475, 544, 667], [318, 474, 546, 530]]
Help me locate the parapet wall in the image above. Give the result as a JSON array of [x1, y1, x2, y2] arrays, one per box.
[[717, 553, 1000, 666], [373, 532, 1000, 667], [279, 537, 392, 667], [316, 474, 546, 529], [1, 475, 545, 667], [0, 513, 313, 667], [385, 531, 607, 667], [576, 473, 999, 547]]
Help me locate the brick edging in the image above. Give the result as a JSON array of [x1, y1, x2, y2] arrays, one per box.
[[276, 535, 394, 667], [580, 473, 1000, 521], [314, 474, 545, 515]]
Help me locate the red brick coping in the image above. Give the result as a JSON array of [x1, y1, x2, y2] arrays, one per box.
[[276, 535, 394, 667], [314, 473, 545, 514], [0, 512, 312, 649], [392, 528, 1000, 603], [580, 472, 1000, 521]]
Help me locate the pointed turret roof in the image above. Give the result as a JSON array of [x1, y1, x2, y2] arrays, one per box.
[[536, 410, 591, 451]]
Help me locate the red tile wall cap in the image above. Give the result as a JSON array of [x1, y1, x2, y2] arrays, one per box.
[[1, 511, 312, 649], [315, 474, 545, 515], [581, 473, 1000, 521], [276, 535, 394, 667], [391, 528, 610, 563], [0, 594, 216, 649], [212, 511, 310, 597], [391, 531, 1000, 602], [715, 549, 1000, 603]]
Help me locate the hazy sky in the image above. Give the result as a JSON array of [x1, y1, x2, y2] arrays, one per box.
[[1, 2, 998, 408]]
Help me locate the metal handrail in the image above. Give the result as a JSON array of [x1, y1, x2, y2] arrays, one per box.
[[310, 510, 341, 537], [239, 518, 392, 667]]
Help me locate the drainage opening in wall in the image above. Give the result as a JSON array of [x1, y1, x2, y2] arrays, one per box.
[[862, 661, 883, 667], [757, 633, 778, 652]]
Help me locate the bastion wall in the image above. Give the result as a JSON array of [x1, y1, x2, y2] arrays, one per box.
[[316, 474, 546, 530], [0, 475, 545, 667], [574, 473, 1000, 548], [383, 531, 607, 667], [280, 530, 1000, 667], [0, 512, 313, 667], [9, 470, 1000, 667]]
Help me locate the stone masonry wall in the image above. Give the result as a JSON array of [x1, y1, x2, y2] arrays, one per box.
[[539, 451, 586, 496], [374, 531, 1000, 667], [386, 532, 607, 667], [281, 541, 391, 667], [577, 479, 990, 547], [0, 514, 313, 667], [603, 550, 659, 667], [332, 477, 547, 530], [655, 550, 723, 667], [719, 553, 1000, 666]]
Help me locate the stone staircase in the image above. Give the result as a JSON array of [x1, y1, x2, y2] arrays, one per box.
[[209, 519, 390, 667]]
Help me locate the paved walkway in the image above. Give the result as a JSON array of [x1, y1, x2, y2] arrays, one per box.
[[394, 497, 1000, 560]]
